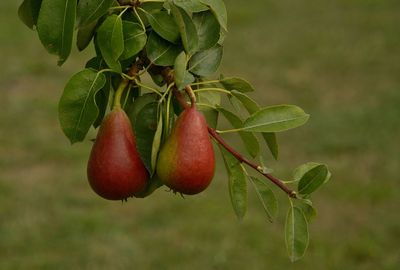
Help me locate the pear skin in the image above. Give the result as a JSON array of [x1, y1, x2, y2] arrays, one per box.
[[157, 107, 215, 195], [87, 108, 149, 200]]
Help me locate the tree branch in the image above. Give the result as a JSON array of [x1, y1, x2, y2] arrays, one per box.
[[138, 59, 297, 198]]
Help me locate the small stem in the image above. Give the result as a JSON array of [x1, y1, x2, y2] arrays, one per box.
[[190, 80, 220, 86], [159, 83, 174, 104], [193, 88, 232, 95], [134, 80, 163, 96], [196, 103, 216, 109], [113, 79, 129, 108], [134, 7, 146, 31], [207, 127, 297, 198], [109, 5, 131, 10], [216, 127, 245, 134], [184, 85, 196, 108]]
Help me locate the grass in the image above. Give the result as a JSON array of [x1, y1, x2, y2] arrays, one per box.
[[1, 0, 399, 269]]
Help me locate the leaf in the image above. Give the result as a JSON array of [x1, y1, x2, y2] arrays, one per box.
[[250, 177, 278, 222], [220, 77, 255, 92], [93, 77, 111, 128], [298, 164, 329, 195], [134, 102, 159, 174], [298, 199, 317, 222], [196, 89, 220, 128], [120, 21, 147, 60], [77, 20, 97, 51], [171, 4, 199, 55], [262, 133, 279, 160], [146, 32, 183, 66], [220, 147, 247, 220], [216, 107, 259, 158], [151, 111, 163, 174], [96, 14, 124, 73], [293, 162, 331, 184], [285, 206, 309, 262], [18, 0, 42, 29], [85, 56, 106, 70], [58, 69, 106, 143], [231, 90, 279, 159], [144, 10, 180, 44], [174, 51, 188, 90], [231, 90, 258, 112], [173, 0, 208, 13], [200, 0, 227, 31], [77, 0, 115, 28], [242, 105, 309, 133], [37, 0, 77, 65], [193, 10, 220, 51], [188, 45, 223, 76]]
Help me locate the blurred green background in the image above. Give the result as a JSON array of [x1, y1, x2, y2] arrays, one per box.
[[1, 0, 399, 269]]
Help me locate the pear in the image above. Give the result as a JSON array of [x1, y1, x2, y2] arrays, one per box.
[[156, 107, 215, 195], [87, 108, 149, 200]]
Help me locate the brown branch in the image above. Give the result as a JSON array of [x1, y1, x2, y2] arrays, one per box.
[[138, 59, 297, 198]]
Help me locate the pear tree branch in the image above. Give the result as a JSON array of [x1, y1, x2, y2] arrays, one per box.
[[154, 66, 297, 198]]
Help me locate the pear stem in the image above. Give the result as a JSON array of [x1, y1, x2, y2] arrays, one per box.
[[184, 86, 197, 108], [113, 79, 129, 108]]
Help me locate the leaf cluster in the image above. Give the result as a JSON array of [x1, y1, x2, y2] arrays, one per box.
[[18, 0, 331, 262]]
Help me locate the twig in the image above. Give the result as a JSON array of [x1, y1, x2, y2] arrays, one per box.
[[151, 64, 297, 198]]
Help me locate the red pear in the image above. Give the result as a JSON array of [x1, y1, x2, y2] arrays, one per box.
[[156, 107, 215, 195], [87, 108, 149, 200]]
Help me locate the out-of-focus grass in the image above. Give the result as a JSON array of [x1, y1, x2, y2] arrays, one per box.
[[1, 0, 399, 269]]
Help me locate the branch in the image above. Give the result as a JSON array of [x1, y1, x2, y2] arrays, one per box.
[[139, 59, 297, 198]]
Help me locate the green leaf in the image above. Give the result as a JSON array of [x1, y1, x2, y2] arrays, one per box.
[[77, 20, 97, 51], [231, 90, 258, 112], [285, 206, 309, 262], [134, 102, 159, 174], [76, 0, 115, 28], [151, 111, 163, 174], [298, 164, 329, 195], [96, 14, 124, 73], [174, 51, 188, 90], [200, 0, 227, 31], [173, 0, 208, 12], [298, 199, 317, 222], [293, 162, 331, 184], [93, 77, 111, 128], [58, 69, 106, 143], [217, 107, 259, 158], [250, 177, 278, 222], [220, 77, 255, 93], [231, 90, 279, 159], [146, 32, 183, 66], [18, 0, 42, 29], [85, 56, 106, 70], [188, 45, 223, 76], [37, 0, 76, 65], [196, 88, 220, 128], [171, 4, 199, 55], [242, 105, 309, 133], [262, 133, 279, 160], [193, 10, 220, 51], [120, 21, 147, 60], [220, 147, 247, 220], [144, 10, 180, 44]]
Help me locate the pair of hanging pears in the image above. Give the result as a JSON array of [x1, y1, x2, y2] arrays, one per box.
[[87, 105, 215, 200]]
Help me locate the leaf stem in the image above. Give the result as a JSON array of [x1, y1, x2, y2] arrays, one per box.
[[193, 88, 232, 95], [133, 80, 163, 97], [216, 127, 245, 134], [134, 7, 146, 31], [190, 80, 220, 86]]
